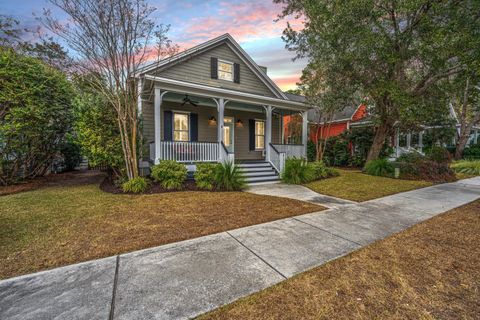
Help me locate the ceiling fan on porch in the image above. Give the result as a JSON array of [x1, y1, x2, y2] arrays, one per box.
[[181, 94, 199, 107]]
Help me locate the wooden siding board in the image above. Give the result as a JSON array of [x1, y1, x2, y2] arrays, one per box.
[[142, 101, 281, 160], [151, 43, 276, 98]]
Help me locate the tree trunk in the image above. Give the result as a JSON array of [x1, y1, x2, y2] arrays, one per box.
[[455, 132, 470, 160], [366, 122, 391, 161]]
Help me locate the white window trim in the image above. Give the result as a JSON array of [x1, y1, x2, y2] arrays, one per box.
[[254, 119, 265, 150], [218, 59, 234, 82], [173, 111, 190, 142]]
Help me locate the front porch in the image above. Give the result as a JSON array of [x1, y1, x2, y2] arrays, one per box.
[[140, 76, 310, 173]]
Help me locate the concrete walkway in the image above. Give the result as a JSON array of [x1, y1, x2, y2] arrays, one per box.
[[1, 178, 479, 320], [247, 183, 356, 208]]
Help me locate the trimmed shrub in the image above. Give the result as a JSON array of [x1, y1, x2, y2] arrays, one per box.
[[309, 161, 329, 179], [122, 177, 149, 193], [215, 161, 246, 191], [364, 159, 394, 177], [427, 146, 451, 164], [330, 138, 350, 166], [307, 140, 316, 162], [308, 161, 339, 180], [399, 160, 456, 183], [349, 155, 365, 168], [451, 160, 480, 175], [281, 158, 315, 184], [391, 146, 457, 182], [326, 166, 340, 177], [151, 160, 187, 190], [194, 162, 219, 190], [397, 152, 425, 164], [463, 144, 480, 160]]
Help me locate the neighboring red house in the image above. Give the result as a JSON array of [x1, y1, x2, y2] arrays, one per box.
[[280, 93, 368, 143], [309, 104, 368, 142]]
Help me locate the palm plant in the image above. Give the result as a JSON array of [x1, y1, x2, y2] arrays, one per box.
[[281, 158, 315, 184], [451, 160, 480, 175], [215, 161, 246, 191]]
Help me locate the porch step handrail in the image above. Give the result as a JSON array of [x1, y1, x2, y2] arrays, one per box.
[[271, 143, 305, 159], [220, 141, 235, 163], [269, 143, 285, 173]]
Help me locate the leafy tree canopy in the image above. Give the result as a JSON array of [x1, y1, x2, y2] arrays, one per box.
[[0, 47, 73, 184], [72, 75, 124, 175], [275, 0, 480, 160]]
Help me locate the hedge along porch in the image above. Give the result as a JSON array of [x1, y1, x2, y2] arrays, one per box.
[[138, 77, 309, 173]]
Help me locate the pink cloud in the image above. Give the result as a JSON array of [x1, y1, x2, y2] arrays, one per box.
[[175, 1, 304, 50], [271, 74, 301, 91]]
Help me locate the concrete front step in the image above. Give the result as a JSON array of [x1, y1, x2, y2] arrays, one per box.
[[245, 176, 280, 183], [238, 161, 280, 185], [237, 162, 271, 168], [244, 170, 276, 177], [240, 167, 276, 173]]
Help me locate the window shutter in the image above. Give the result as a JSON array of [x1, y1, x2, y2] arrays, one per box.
[[249, 119, 255, 151], [164, 111, 173, 141], [233, 63, 240, 83], [190, 113, 198, 142], [211, 57, 218, 79]]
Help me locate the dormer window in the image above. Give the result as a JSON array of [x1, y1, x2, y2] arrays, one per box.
[[218, 60, 233, 81], [211, 57, 240, 83]]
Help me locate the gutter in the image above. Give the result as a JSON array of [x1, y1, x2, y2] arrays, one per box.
[[144, 75, 310, 111]]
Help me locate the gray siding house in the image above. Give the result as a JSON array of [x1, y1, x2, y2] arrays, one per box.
[[136, 34, 310, 183]]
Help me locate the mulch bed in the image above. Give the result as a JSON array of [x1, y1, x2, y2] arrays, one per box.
[[0, 170, 106, 197], [100, 178, 204, 194]]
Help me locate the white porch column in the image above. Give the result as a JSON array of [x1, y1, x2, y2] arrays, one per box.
[[265, 105, 273, 162], [406, 132, 412, 149], [154, 87, 162, 164], [418, 130, 424, 153], [280, 111, 284, 144], [137, 79, 143, 117], [217, 98, 225, 160], [302, 110, 309, 158]]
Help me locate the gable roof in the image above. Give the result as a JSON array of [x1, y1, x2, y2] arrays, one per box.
[[307, 104, 366, 123], [283, 92, 306, 103], [137, 33, 288, 100]]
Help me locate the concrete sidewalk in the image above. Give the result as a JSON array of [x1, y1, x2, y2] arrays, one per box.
[[1, 178, 479, 320], [248, 183, 356, 208]]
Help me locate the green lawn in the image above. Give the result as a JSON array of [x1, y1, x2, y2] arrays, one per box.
[[0, 178, 321, 279], [305, 169, 433, 202]]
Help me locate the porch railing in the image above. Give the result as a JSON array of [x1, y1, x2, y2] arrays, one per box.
[[150, 141, 219, 163], [271, 144, 305, 159], [269, 143, 285, 173]]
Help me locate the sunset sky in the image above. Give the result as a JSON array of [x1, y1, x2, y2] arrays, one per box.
[[0, 0, 306, 91]]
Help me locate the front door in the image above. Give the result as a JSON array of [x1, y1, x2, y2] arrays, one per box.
[[223, 117, 234, 153]]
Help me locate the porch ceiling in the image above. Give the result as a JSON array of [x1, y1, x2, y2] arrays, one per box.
[[144, 75, 310, 112], [161, 92, 265, 114]]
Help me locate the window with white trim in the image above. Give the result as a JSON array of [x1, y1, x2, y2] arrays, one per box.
[[255, 120, 265, 149], [218, 60, 233, 81], [173, 113, 189, 141]]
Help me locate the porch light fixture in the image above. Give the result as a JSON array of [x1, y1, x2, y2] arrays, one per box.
[[208, 116, 217, 126], [235, 119, 244, 128]]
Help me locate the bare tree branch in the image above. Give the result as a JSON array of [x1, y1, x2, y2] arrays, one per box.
[[40, 0, 176, 179]]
